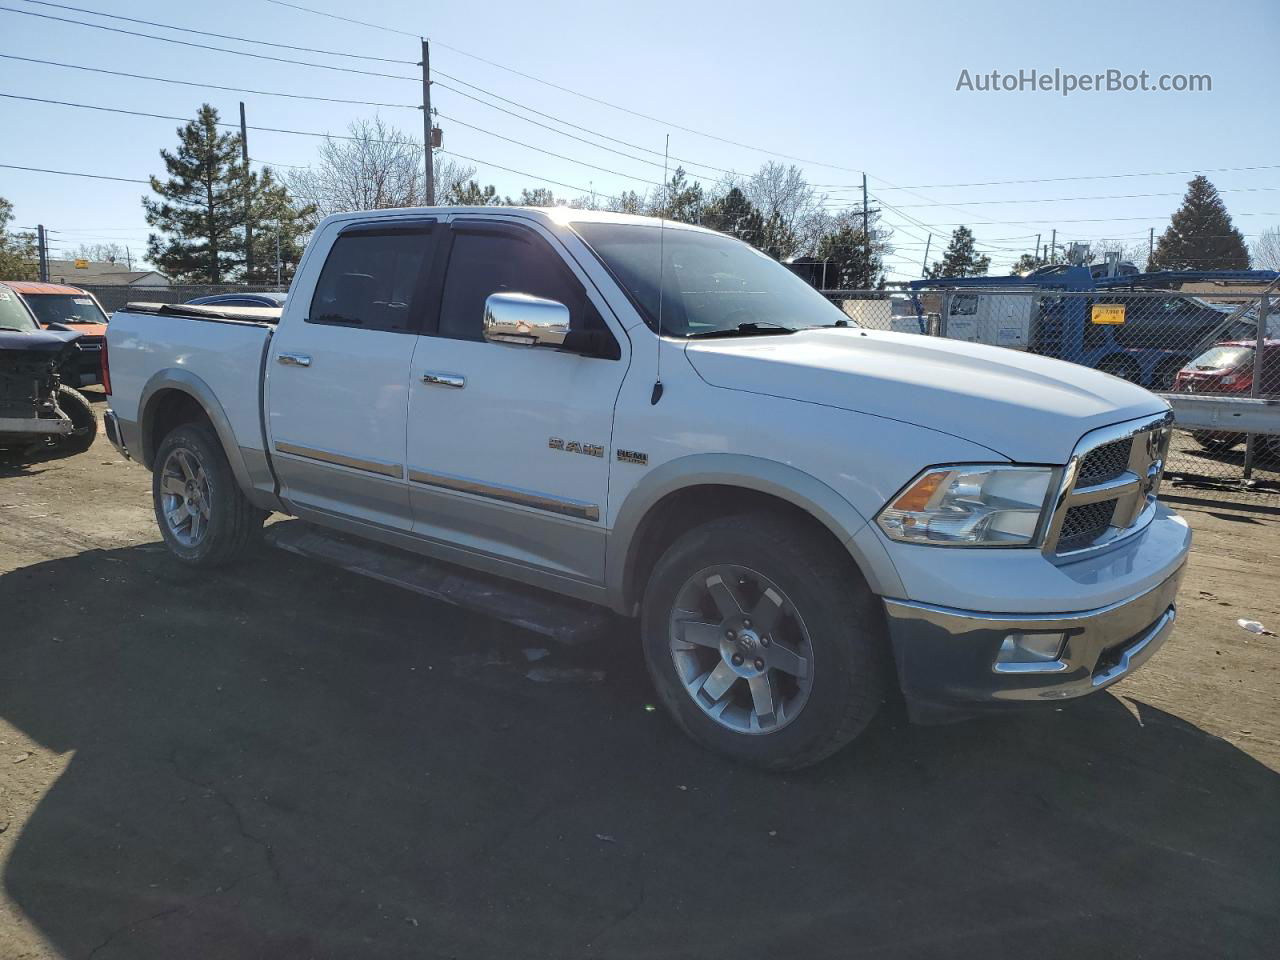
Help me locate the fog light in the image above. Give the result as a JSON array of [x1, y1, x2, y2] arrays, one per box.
[[996, 631, 1066, 664]]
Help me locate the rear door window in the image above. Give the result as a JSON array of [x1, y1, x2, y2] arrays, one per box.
[[309, 227, 437, 333]]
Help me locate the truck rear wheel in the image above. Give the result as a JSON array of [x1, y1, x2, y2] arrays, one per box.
[[640, 515, 887, 770], [152, 423, 265, 567]]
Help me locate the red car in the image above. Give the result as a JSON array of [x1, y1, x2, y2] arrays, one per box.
[[1173, 339, 1280, 455]]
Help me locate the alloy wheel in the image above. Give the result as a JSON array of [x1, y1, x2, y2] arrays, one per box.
[[668, 564, 814, 735], [159, 447, 211, 546]]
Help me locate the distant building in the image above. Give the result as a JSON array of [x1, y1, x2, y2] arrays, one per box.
[[46, 259, 169, 287]]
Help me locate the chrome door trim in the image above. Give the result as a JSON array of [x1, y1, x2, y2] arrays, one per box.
[[274, 440, 403, 479], [408, 467, 601, 522], [421, 371, 466, 388], [277, 352, 312, 367]]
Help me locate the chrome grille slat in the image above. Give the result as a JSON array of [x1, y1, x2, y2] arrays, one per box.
[[1044, 411, 1174, 558]]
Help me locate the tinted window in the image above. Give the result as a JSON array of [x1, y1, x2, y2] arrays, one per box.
[[437, 228, 590, 341], [24, 294, 108, 326], [309, 230, 434, 332]]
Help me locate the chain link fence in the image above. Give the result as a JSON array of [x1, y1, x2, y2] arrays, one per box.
[[822, 284, 1280, 502], [78, 283, 288, 313]]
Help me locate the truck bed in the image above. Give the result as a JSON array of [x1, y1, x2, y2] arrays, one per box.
[[123, 302, 283, 325]]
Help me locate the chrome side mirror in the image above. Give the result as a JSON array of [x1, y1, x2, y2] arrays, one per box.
[[483, 292, 571, 348]]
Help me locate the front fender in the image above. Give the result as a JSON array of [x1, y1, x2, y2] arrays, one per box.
[[606, 452, 906, 615]]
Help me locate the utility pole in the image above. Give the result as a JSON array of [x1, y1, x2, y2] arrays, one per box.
[[240, 102, 254, 283], [421, 39, 435, 205], [1050, 228, 1057, 264], [37, 224, 48, 281], [275, 225, 282, 286], [921, 233, 932, 276], [861, 172, 869, 243], [125, 246, 133, 271], [1034, 233, 1041, 263], [1148, 226, 1155, 268]]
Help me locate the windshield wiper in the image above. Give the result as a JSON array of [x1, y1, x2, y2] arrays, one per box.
[[686, 321, 797, 339]]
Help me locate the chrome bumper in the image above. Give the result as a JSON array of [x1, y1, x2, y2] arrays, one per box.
[[103, 408, 130, 459], [884, 563, 1185, 720], [0, 415, 73, 436]]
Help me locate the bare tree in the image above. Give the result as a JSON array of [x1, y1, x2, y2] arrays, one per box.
[[1090, 239, 1150, 269], [69, 242, 130, 265], [286, 117, 474, 218], [741, 162, 828, 259], [1252, 226, 1280, 271]]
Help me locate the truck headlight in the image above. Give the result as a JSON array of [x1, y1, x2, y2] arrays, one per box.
[[876, 465, 1055, 547]]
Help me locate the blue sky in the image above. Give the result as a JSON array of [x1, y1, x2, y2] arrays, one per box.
[[2, 0, 1277, 280]]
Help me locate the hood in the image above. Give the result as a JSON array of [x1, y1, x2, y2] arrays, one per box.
[[0, 327, 83, 355], [684, 329, 1167, 463]]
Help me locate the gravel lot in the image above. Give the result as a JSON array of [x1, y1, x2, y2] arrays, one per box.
[[2, 393, 1278, 959]]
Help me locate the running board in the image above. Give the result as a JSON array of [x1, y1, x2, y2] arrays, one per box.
[[264, 520, 615, 645]]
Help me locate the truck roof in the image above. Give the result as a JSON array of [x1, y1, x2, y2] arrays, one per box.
[[315, 206, 716, 234]]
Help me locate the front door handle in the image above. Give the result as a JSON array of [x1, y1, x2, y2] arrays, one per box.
[[278, 352, 312, 367], [421, 371, 465, 389]]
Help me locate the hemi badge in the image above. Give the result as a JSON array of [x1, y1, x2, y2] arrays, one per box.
[[616, 449, 648, 466]]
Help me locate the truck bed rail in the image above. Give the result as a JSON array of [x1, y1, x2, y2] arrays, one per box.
[[122, 302, 282, 325]]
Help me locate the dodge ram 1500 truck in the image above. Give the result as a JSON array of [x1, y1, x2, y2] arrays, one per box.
[[104, 207, 1190, 769]]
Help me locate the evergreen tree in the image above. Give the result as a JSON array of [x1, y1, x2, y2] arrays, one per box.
[[701, 187, 767, 250], [0, 196, 38, 280], [1010, 252, 1048, 275], [246, 166, 314, 284], [514, 187, 556, 206], [814, 225, 884, 288], [651, 167, 705, 224], [445, 180, 502, 205], [1150, 176, 1249, 270], [144, 105, 248, 283], [928, 226, 991, 278]]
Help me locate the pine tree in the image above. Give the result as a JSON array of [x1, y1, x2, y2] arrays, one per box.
[[651, 167, 705, 224], [1150, 176, 1249, 270], [1010, 252, 1048, 275], [928, 226, 991, 278], [144, 105, 248, 283], [246, 166, 314, 284], [815, 225, 884, 288], [445, 180, 502, 205], [701, 187, 768, 250]]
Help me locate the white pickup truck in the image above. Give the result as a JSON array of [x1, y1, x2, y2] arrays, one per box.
[[104, 207, 1190, 769]]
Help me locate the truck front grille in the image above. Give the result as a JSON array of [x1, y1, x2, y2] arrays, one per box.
[[1058, 500, 1118, 553], [1046, 412, 1173, 558], [1077, 437, 1133, 486]]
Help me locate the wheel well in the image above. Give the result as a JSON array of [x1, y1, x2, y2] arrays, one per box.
[[623, 485, 858, 612], [143, 388, 212, 469]]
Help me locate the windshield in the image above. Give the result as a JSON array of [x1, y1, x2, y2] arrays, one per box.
[[24, 292, 108, 326], [574, 222, 849, 337], [0, 287, 39, 332], [1189, 345, 1253, 371]]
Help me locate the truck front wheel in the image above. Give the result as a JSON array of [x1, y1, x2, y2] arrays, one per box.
[[640, 515, 888, 770], [152, 423, 265, 566]]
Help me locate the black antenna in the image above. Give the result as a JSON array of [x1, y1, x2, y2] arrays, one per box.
[[651, 133, 669, 406]]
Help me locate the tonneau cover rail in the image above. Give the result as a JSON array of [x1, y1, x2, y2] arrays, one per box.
[[123, 302, 282, 324]]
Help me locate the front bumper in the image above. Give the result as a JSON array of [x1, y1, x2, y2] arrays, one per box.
[[885, 563, 1185, 721], [0, 414, 73, 437]]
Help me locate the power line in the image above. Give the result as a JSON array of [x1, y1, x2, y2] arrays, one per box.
[[0, 5, 419, 81], [1, 91, 660, 187], [849, 186, 1280, 208], [0, 162, 147, 184], [262, 0, 869, 174], [0, 53, 420, 108], [14, 0, 416, 63], [816, 163, 1280, 192]]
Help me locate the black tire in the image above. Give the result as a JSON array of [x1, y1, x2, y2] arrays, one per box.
[[152, 422, 265, 567], [640, 514, 888, 771], [55, 385, 97, 455]]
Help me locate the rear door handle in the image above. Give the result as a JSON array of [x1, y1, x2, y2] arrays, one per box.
[[278, 352, 312, 367], [421, 371, 465, 389]]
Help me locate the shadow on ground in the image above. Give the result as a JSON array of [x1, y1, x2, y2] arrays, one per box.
[[2, 543, 1277, 959]]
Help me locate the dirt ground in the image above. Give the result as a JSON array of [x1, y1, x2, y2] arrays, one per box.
[[2, 393, 1278, 959]]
